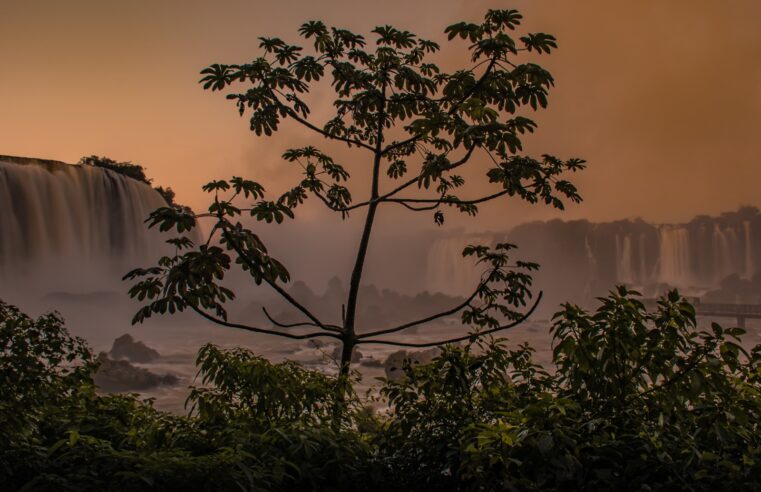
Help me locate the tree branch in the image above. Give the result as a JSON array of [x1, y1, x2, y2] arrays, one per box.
[[217, 220, 332, 332], [358, 291, 542, 347], [185, 301, 340, 340], [358, 281, 486, 339], [262, 306, 342, 333], [378, 145, 477, 202], [276, 102, 376, 152], [386, 189, 510, 207]]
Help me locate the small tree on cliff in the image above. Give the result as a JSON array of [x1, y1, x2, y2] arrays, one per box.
[[125, 9, 584, 404]]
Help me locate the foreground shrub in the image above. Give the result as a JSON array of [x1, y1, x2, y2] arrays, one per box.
[[1, 290, 760, 490], [378, 288, 761, 490]]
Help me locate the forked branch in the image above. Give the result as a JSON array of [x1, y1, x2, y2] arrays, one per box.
[[358, 280, 488, 339], [184, 298, 340, 340], [358, 291, 542, 347]]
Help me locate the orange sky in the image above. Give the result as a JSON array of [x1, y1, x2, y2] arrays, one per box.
[[2, 0, 760, 229]]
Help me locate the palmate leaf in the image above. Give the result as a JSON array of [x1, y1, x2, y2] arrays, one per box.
[[520, 33, 558, 54], [387, 159, 407, 179], [199, 64, 231, 91], [250, 201, 294, 224]]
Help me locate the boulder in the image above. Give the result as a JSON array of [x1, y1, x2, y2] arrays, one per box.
[[359, 356, 383, 368], [94, 352, 178, 392], [110, 333, 160, 363], [383, 348, 440, 380]]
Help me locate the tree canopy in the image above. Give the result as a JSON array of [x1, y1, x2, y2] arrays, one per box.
[[125, 9, 585, 414]]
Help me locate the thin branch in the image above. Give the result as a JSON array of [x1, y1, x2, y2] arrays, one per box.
[[262, 306, 342, 333], [378, 145, 477, 202], [269, 91, 375, 152], [310, 146, 476, 213], [386, 189, 510, 207], [358, 291, 543, 347], [217, 220, 331, 332], [358, 281, 487, 339], [396, 201, 441, 212], [185, 301, 340, 340]]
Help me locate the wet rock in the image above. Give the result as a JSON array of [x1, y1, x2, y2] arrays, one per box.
[[110, 333, 160, 363], [383, 348, 440, 380], [94, 352, 178, 392], [359, 356, 383, 368]]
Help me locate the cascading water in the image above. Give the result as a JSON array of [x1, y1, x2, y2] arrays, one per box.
[[0, 156, 182, 293], [615, 234, 634, 284], [425, 209, 760, 302], [425, 233, 499, 296], [744, 221, 755, 279], [657, 225, 692, 287], [712, 224, 739, 284]]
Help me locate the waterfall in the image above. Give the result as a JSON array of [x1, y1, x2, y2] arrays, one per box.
[[638, 233, 649, 285], [657, 225, 692, 287], [0, 156, 182, 292], [426, 233, 496, 296], [712, 224, 740, 284], [615, 234, 634, 284], [424, 211, 759, 303], [743, 220, 754, 279]]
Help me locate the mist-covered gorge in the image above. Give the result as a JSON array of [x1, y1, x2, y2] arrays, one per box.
[[425, 207, 761, 312]]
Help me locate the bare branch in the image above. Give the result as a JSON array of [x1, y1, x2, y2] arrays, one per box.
[[262, 306, 342, 333], [396, 201, 441, 212], [185, 301, 340, 340], [358, 281, 486, 339], [217, 221, 331, 332], [357, 291, 543, 347], [386, 189, 510, 207]]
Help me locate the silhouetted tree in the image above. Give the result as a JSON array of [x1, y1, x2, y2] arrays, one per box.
[[125, 8, 585, 410], [80, 155, 181, 208], [79, 155, 151, 185]]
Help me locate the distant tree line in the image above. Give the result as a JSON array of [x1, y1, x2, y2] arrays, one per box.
[[78, 155, 179, 207]]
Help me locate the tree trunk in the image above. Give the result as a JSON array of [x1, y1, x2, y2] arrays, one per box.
[[332, 336, 355, 427]]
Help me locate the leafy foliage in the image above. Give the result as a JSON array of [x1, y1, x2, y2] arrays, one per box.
[[377, 287, 761, 490], [0, 301, 94, 442], [79, 155, 152, 185], [3, 290, 760, 490]]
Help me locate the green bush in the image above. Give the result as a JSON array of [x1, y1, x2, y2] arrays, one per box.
[[2, 290, 760, 490], [378, 288, 761, 490]]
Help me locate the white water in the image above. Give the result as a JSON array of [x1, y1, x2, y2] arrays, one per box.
[[657, 225, 693, 287], [615, 234, 634, 284], [426, 217, 758, 296], [0, 157, 175, 292], [744, 220, 754, 279]]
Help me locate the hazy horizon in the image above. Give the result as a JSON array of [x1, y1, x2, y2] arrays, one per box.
[[2, 0, 760, 231]]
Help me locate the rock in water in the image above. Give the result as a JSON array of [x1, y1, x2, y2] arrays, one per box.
[[94, 353, 178, 392], [110, 333, 160, 363], [383, 348, 440, 380]]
